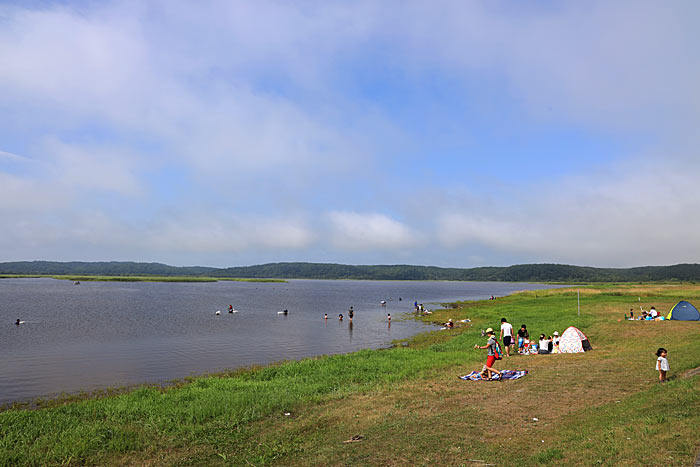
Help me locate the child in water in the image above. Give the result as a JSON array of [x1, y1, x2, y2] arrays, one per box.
[[338, 314, 343, 321], [656, 348, 669, 382]]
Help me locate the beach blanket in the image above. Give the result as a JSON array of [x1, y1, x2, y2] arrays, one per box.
[[459, 370, 528, 381]]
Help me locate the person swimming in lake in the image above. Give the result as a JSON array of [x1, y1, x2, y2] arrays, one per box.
[[348, 306, 354, 321], [15, 318, 21, 325], [228, 305, 233, 313], [282, 309, 288, 315], [338, 314, 343, 321]]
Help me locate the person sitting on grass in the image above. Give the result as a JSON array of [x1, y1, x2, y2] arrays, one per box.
[[520, 338, 531, 354], [474, 328, 502, 380], [538, 334, 550, 354], [517, 324, 529, 353]]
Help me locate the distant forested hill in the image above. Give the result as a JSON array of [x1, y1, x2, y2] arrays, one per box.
[[211, 262, 700, 282], [0, 261, 215, 276], [2, 260, 700, 282]]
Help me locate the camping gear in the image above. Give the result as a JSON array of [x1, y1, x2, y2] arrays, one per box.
[[459, 370, 528, 381], [558, 326, 592, 353], [666, 301, 700, 321]]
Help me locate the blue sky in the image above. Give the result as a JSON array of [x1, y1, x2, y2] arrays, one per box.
[[1, 1, 699, 268]]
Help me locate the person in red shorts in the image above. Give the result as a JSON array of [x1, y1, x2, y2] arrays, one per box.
[[474, 328, 502, 380]]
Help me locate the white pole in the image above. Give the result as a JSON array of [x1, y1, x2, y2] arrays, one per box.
[[577, 289, 580, 317]]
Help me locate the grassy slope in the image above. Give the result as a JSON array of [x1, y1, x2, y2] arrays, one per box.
[[1, 285, 699, 466]]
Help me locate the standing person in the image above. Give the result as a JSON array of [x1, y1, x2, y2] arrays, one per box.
[[324, 313, 328, 320], [500, 318, 514, 357], [517, 324, 529, 353], [474, 328, 502, 380], [348, 306, 354, 321], [656, 348, 669, 382]]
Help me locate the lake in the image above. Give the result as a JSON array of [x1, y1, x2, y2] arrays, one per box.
[[0, 278, 557, 405]]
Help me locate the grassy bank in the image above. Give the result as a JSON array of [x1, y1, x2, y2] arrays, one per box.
[[1, 284, 699, 465], [0, 275, 286, 283]]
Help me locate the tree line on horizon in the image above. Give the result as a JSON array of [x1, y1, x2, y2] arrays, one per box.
[[2, 260, 700, 282]]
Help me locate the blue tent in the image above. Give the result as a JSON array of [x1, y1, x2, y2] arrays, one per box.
[[666, 301, 700, 321]]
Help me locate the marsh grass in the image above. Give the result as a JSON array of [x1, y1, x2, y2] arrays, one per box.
[[1, 285, 699, 465]]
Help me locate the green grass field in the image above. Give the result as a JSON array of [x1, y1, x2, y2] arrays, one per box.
[[1, 284, 698, 465]]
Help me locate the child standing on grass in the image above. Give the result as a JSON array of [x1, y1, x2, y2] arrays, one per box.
[[656, 348, 669, 382]]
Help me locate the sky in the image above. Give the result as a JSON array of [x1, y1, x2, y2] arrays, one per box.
[[1, 0, 699, 268]]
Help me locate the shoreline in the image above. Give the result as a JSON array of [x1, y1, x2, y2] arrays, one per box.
[[0, 282, 559, 408]]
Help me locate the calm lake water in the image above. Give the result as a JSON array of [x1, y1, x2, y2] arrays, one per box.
[[0, 278, 557, 405]]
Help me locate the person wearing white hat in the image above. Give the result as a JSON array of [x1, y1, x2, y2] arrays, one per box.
[[474, 328, 502, 380], [552, 331, 561, 354]]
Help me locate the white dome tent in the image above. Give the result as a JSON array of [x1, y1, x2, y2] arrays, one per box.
[[558, 326, 592, 353]]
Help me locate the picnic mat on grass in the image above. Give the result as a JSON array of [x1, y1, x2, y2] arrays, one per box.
[[459, 370, 528, 381]]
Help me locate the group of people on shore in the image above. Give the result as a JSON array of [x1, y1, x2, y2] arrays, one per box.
[[474, 318, 562, 380], [414, 301, 431, 315], [627, 306, 665, 321], [498, 319, 561, 356]]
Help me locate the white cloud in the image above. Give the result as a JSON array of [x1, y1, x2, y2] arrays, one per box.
[[328, 211, 418, 250], [0, 1, 698, 267], [138, 214, 315, 253], [0, 150, 32, 163], [42, 139, 145, 197], [435, 155, 700, 267]]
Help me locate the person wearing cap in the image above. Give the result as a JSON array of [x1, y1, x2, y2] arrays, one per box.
[[474, 328, 502, 380]]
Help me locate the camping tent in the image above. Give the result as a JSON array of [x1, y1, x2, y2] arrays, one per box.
[[558, 326, 592, 353], [666, 301, 700, 321]]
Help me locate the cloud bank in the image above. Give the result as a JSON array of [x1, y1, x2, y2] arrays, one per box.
[[0, 1, 698, 267]]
